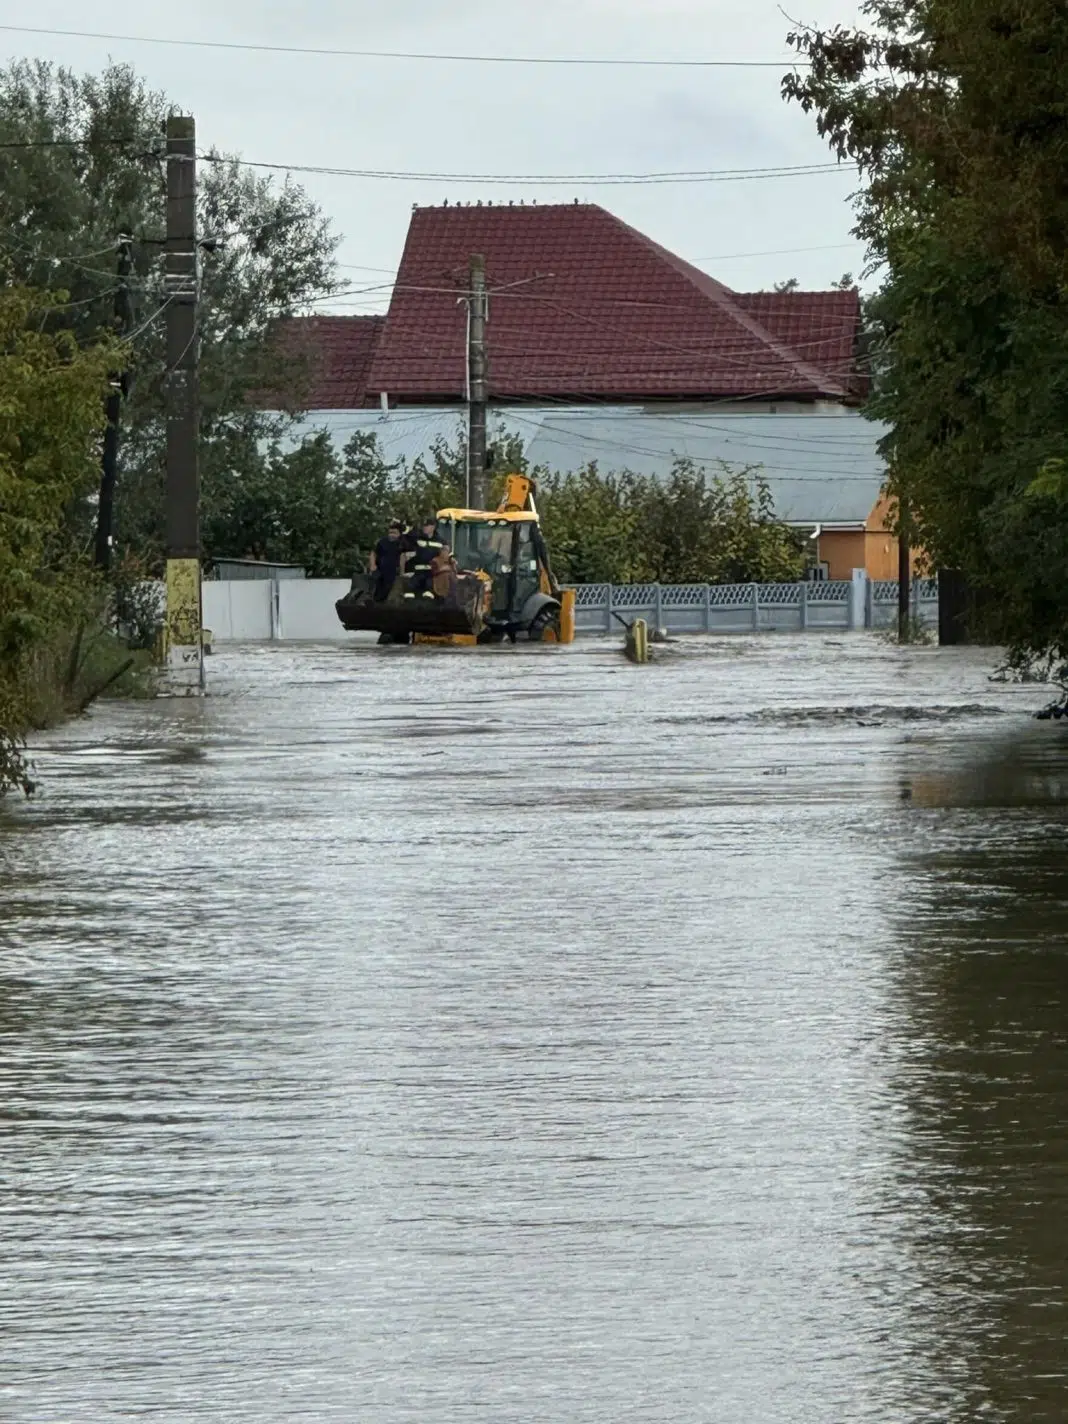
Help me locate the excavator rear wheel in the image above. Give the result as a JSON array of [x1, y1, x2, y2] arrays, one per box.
[[528, 607, 561, 642]]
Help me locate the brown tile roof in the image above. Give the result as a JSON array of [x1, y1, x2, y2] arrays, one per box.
[[277, 314, 384, 410], [733, 291, 863, 393], [278, 205, 862, 409]]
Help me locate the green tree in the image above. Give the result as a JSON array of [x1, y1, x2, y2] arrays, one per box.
[[0, 285, 117, 793], [537, 466, 646, 584], [0, 58, 341, 567], [536, 460, 805, 586], [202, 432, 407, 577], [783, 0, 1068, 661]]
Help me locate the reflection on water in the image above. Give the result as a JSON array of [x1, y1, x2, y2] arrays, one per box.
[[890, 733, 1068, 1421], [0, 636, 1065, 1422]]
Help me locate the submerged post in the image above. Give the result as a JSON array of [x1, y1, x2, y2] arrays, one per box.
[[624, 617, 649, 664]]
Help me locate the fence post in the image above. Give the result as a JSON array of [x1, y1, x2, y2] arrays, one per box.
[[849, 569, 867, 630], [270, 578, 281, 640], [604, 585, 613, 634], [799, 579, 808, 631], [911, 575, 920, 625], [703, 583, 711, 633], [654, 582, 663, 633], [865, 575, 875, 629], [751, 582, 760, 631]]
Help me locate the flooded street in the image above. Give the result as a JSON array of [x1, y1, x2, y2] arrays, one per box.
[[2, 634, 1066, 1422]]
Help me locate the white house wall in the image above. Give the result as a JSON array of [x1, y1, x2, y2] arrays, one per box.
[[276, 404, 889, 528]]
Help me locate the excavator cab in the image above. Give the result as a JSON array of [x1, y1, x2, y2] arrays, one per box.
[[335, 475, 575, 645]]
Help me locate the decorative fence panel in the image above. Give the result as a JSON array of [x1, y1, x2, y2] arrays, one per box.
[[567, 576, 938, 636], [868, 576, 939, 630]]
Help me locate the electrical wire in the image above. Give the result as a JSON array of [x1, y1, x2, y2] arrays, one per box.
[[297, 405, 887, 481], [301, 279, 868, 367], [474, 291, 851, 385], [31, 285, 122, 312], [0, 23, 810, 68], [331, 243, 861, 273], [203, 154, 853, 187], [335, 262, 399, 275], [315, 428, 886, 478], [500, 408, 884, 479], [0, 137, 856, 185], [690, 242, 860, 263], [280, 327, 874, 428], [0, 232, 126, 272], [0, 137, 145, 150], [125, 295, 175, 344]]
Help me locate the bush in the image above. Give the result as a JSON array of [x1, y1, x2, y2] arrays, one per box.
[[537, 460, 806, 586], [111, 554, 165, 651]]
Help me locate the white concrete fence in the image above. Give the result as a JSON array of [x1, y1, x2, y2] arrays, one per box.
[[199, 573, 938, 642]]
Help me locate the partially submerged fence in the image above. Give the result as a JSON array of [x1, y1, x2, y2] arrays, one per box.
[[570, 576, 939, 635], [201, 573, 938, 641]]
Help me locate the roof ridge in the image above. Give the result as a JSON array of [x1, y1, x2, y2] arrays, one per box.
[[356, 203, 860, 406], [411, 200, 603, 211], [292, 312, 385, 325], [608, 212, 849, 398]]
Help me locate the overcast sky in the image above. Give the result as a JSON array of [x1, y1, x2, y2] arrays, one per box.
[[1, 1, 872, 310]]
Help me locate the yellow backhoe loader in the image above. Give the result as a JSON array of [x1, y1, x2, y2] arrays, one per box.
[[335, 475, 576, 646]]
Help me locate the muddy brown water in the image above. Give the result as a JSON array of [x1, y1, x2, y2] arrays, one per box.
[[1, 635, 1066, 1422]]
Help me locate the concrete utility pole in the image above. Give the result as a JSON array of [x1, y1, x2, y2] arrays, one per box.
[[164, 114, 204, 693], [467, 253, 488, 509], [95, 234, 133, 572]]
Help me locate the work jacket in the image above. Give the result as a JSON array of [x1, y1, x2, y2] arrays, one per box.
[[407, 532, 443, 573]]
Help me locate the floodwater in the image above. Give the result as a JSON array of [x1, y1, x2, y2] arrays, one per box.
[[1, 634, 1066, 1423]]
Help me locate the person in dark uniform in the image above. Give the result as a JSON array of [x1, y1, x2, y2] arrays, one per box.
[[403, 516, 443, 599], [368, 520, 404, 601]]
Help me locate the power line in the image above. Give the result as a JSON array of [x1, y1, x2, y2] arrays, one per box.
[[0, 137, 144, 150], [33, 285, 122, 312], [691, 242, 860, 262], [336, 262, 399, 275], [0, 134, 855, 188], [502, 409, 883, 478], [301, 409, 886, 481], [126, 295, 175, 344], [246, 243, 862, 276], [278, 390, 886, 468], [203, 154, 853, 187], [0, 23, 810, 69]]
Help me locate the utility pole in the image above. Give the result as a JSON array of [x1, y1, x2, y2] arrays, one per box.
[[467, 253, 488, 509], [95, 235, 133, 572], [164, 114, 204, 693], [897, 507, 911, 644]]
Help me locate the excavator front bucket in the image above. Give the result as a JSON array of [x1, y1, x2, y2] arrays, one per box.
[[335, 574, 487, 641]]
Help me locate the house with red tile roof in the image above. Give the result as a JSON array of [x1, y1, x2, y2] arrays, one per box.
[[269, 203, 897, 580], [284, 202, 863, 409]]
